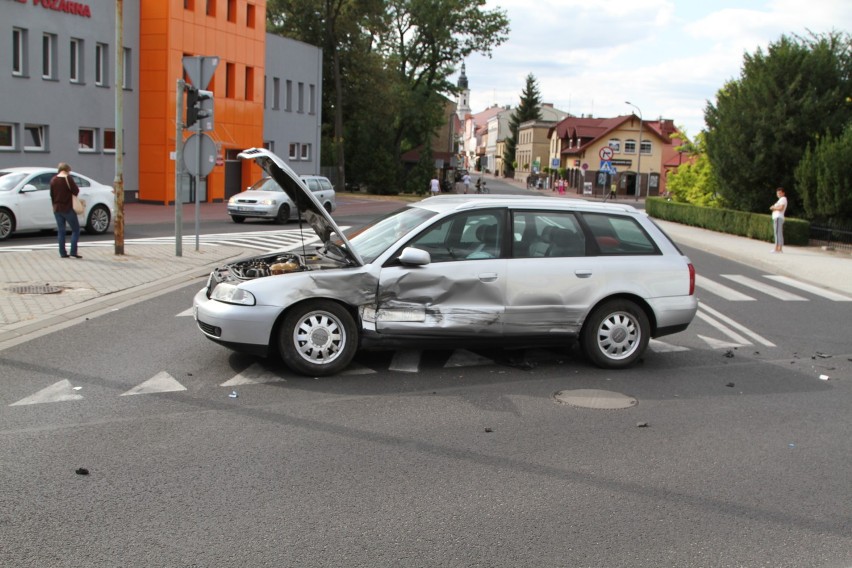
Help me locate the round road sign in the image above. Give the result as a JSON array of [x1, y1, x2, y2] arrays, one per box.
[[599, 146, 614, 161]]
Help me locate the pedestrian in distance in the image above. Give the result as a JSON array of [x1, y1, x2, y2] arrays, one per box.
[[429, 176, 440, 197], [462, 172, 471, 194], [49, 162, 83, 259], [769, 186, 787, 253]]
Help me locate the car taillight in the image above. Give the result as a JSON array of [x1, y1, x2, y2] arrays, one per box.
[[688, 263, 696, 295]]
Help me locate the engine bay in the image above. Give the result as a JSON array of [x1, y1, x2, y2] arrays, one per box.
[[227, 252, 307, 279]]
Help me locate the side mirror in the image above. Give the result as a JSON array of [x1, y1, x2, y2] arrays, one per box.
[[398, 247, 431, 266], [21, 184, 38, 193]]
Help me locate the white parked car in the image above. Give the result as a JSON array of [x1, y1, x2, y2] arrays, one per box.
[[227, 174, 336, 224], [194, 148, 698, 377], [0, 167, 115, 240]]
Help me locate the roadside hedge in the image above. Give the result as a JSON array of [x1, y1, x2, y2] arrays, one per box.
[[645, 198, 810, 246]]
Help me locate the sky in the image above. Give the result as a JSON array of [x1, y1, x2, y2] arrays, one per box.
[[460, 0, 852, 137]]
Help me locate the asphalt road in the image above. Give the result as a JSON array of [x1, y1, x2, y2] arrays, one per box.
[[1, 179, 850, 567]]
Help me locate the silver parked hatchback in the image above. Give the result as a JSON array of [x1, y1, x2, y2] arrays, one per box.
[[227, 174, 336, 224], [195, 148, 697, 376]]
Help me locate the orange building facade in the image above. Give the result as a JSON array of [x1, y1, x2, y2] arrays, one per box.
[[139, 0, 266, 204]]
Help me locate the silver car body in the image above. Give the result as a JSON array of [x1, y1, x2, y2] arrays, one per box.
[[195, 148, 697, 375], [0, 167, 115, 240], [227, 174, 336, 222]]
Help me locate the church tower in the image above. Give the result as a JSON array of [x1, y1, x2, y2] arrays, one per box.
[[456, 62, 471, 121]]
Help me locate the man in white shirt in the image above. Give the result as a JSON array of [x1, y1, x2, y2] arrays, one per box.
[[462, 173, 471, 194], [769, 187, 787, 253], [430, 177, 440, 196]]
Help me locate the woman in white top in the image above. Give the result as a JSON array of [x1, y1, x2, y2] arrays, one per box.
[[769, 187, 787, 253]]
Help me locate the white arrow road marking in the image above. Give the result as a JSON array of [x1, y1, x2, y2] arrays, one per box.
[[722, 275, 807, 301], [10, 379, 84, 406], [699, 303, 776, 346], [696, 275, 756, 301], [176, 307, 194, 317], [220, 363, 286, 386], [444, 349, 495, 367], [648, 339, 690, 353], [389, 349, 421, 373], [121, 372, 187, 396], [698, 335, 747, 349], [763, 275, 852, 301]]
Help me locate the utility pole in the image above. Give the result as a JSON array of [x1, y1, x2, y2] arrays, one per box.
[[175, 78, 185, 257], [625, 101, 643, 201], [114, 0, 124, 254]]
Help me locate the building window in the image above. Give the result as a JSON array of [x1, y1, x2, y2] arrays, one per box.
[[42, 33, 57, 80], [0, 123, 15, 150], [608, 138, 621, 153], [624, 139, 636, 154], [640, 140, 652, 155], [24, 125, 46, 151], [263, 140, 274, 152], [225, 62, 235, 97], [78, 128, 97, 152], [122, 47, 132, 89], [184, 0, 195, 10], [309, 84, 316, 115], [206, 0, 216, 16], [285, 80, 292, 111], [95, 43, 108, 86], [297, 82, 304, 113], [246, 3, 256, 28], [245, 66, 254, 101], [300, 143, 311, 161], [272, 77, 280, 109], [13, 28, 27, 77], [227, 0, 236, 22], [289, 143, 299, 160], [70, 38, 83, 83], [103, 130, 116, 153]]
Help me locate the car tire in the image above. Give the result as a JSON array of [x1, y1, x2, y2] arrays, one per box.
[[231, 215, 246, 223], [323, 202, 333, 213], [278, 300, 357, 377], [275, 204, 290, 224], [85, 204, 111, 235], [0, 208, 15, 240], [581, 299, 649, 369]]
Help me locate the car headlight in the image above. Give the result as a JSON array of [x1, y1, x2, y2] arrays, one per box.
[[210, 283, 256, 306], [228, 196, 237, 204], [260, 198, 277, 206]]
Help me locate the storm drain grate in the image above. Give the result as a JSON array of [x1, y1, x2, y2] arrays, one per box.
[[7, 285, 64, 295], [554, 389, 637, 410]]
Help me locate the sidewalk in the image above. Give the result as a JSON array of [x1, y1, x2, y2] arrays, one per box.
[[1, 196, 850, 352]]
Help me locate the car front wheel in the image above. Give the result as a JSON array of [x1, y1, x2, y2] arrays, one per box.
[[0, 208, 15, 240], [85, 204, 111, 234], [231, 215, 245, 223], [278, 300, 357, 376], [275, 204, 290, 224], [581, 299, 650, 369]]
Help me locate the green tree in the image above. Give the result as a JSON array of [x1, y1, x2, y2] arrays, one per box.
[[666, 132, 724, 207], [503, 73, 542, 177], [795, 124, 852, 221], [704, 31, 852, 214]]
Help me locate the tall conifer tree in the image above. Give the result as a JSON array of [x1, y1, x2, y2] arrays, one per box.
[[503, 74, 543, 176]]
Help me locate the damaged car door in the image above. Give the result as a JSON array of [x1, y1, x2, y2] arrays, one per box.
[[373, 209, 508, 337]]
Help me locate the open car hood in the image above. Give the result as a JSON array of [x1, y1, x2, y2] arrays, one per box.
[[238, 148, 363, 266]]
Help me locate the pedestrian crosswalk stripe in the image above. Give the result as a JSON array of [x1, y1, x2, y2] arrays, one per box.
[[699, 302, 775, 346], [697, 335, 744, 349], [9, 379, 83, 406], [648, 339, 690, 352], [695, 310, 753, 346], [721, 274, 808, 301], [763, 275, 852, 301], [121, 372, 187, 396], [389, 349, 421, 373], [696, 275, 756, 301]]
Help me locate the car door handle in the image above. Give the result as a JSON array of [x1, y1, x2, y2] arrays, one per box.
[[575, 270, 593, 278], [479, 272, 498, 282]]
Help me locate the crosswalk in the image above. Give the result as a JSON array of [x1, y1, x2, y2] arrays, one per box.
[[0, 228, 325, 254], [696, 274, 851, 302]]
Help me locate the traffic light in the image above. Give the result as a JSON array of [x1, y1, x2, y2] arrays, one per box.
[[185, 86, 214, 131]]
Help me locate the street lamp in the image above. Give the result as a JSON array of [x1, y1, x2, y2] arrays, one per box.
[[625, 101, 643, 200]]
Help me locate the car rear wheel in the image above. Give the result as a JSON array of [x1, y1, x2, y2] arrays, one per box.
[[581, 299, 649, 369], [278, 300, 357, 377], [231, 215, 246, 223], [0, 208, 15, 240], [85, 204, 111, 234], [275, 204, 290, 224]]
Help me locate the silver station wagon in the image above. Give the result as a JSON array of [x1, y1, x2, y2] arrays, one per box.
[[195, 148, 697, 376]]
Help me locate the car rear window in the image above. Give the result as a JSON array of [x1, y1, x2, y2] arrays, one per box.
[[580, 212, 660, 255]]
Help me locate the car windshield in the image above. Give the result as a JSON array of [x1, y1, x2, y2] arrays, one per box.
[[0, 172, 27, 192], [342, 205, 437, 264], [248, 178, 282, 192]]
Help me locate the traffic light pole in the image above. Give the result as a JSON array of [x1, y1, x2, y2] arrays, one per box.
[[175, 78, 185, 257]]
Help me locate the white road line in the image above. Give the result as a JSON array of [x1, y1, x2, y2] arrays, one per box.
[[389, 349, 421, 373], [699, 303, 776, 347], [696, 275, 756, 301], [648, 339, 690, 352], [721, 274, 808, 301], [695, 310, 753, 346], [763, 275, 852, 301]]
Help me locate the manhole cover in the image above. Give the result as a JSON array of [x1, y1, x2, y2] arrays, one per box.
[[554, 389, 637, 410], [7, 285, 63, 295]]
